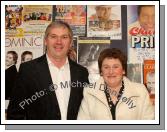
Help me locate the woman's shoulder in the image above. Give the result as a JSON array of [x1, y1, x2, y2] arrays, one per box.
[[83, 77, 105, 96], [123, 76, 149, 96]]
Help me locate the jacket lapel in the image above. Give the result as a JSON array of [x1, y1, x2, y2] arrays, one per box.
[[67, 59, 78, 119], [87, 77, 109, 107], [116, 77, 140, 108], [35, 54, 61, 119]]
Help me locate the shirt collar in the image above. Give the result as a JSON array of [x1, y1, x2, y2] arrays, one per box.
[[46, 54, 69, 69]]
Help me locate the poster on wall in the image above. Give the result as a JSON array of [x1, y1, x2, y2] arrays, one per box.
[[127, 5, 155, 63], [143, 60, 155, 105], [5, 33, 44, 103], [127, 63, 143, 83], [52, 5, 86, 36], [78, 37, 110, 83], [23, 5, 52, 34], [87, 5, 122, 39], [5, 33, 44, 70], [143, 60, 155, 94], [5, 5, 24, 37]]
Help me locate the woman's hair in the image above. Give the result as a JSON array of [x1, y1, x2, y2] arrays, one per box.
[[98, 48, 127, 74]]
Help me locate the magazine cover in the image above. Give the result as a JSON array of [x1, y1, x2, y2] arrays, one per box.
[[87, 5, 122, 39], [143, 60, 155, 105], [5, 5, 24, 37], [5, 33, 44, 70], [5, 33, 44, 108], [127, 5, 155, 63], [127, 63, 143, 83], [5, 33, 44, 110], [78, 37, 110, 83], [53, 5, 86, 36], [23, 5, 52, 33]]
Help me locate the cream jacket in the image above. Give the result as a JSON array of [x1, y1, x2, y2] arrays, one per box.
[[77, 76, 154, 120]]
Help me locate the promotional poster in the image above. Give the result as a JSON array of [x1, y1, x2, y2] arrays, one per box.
[[87, 5, 122, 39]]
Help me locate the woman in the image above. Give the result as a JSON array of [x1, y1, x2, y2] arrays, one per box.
[[77, 48, 154, 120]]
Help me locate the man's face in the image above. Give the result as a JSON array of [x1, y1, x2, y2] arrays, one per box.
[[146, 73, 155, 93], [138, 6, 155, 31], [112, 20, 120, 29], [23, 54, 33, 62], [96, 6, 111, 21], [6, 53, 15, 67], [45, 27, 72, 60]]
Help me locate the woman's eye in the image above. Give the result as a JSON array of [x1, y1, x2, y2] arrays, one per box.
[[104, 66, 109, 69], [113, 65, 119, 69]]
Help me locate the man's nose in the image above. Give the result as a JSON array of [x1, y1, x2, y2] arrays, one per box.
[[148, 16, 154, 25], [56, 37, 62, 44]]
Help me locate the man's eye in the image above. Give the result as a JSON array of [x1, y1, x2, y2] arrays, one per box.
[[51, 36, 57, 38], [52, 36, 57, 38], [63, 36, 69, 39]]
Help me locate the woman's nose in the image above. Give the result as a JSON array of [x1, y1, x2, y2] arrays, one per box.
[[108, 68, 114, 74]]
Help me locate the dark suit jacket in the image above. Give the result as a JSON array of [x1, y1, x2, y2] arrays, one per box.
[[7, 55, 89, 120], [5, 65, 18, 100]]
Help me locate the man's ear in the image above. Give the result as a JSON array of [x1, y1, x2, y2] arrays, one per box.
[[44, 39, 47, 46], [70, 40, 73, 47], [123, 70, 125, 75]]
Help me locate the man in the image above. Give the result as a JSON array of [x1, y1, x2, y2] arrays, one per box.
[[89, 5, 119, 30], [128, 5, 155, 36], [146, 71, 155, 94], [146, 71, 155, 105], [90, 5, 118, 21], [5, 51, 18, 100], [21, 51, 33, 63], [7, 21, 89, 120], [89, 5, 120, 31]]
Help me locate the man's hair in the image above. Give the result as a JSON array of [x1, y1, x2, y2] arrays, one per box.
[[21, 51, 33, 62], [137, 5, 155, 16], [95, 5, 111, 10], [7, 51, 18, 64], [44, 21, 73, 40]]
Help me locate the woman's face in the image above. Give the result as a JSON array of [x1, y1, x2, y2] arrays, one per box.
[[101, 58, 125, 88]]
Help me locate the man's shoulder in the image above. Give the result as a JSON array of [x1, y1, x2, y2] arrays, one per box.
[[6, 65, 17, 74], [6, 65, 17, 70], [19, 54, 46, 70]]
